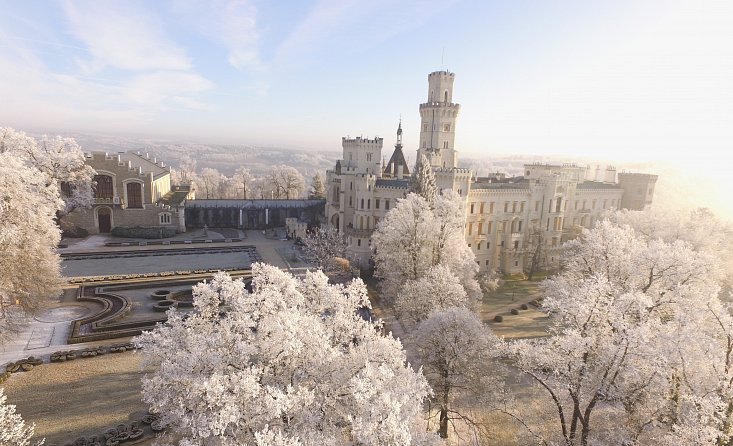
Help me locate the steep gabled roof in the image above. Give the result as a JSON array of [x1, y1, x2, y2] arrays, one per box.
[[384, 146, 410, 177]]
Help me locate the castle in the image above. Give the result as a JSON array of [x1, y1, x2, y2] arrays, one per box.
[[325, 71, 658, 274]]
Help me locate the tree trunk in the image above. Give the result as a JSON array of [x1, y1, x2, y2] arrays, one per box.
[[439, 406, 449, 439]]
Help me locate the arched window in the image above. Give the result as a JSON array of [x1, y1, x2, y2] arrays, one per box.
[[444, 90, 448, 102], [93, 175, 113, 199], [126, 182, 143, 208]]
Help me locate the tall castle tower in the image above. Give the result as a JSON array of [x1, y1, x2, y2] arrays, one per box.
[[417, 71, 460, 168]]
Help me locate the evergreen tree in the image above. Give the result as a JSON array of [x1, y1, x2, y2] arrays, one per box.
[[409, 155, 437, 205], [309, 171, 325, 199]]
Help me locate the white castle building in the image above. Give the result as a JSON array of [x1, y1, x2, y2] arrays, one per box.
[[326, 71, 658, 274]]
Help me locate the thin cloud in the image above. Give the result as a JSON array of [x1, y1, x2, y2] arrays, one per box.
[[62, 0, 192, 73], [273, 0, 459, 69], [171, 0, 265, 72]]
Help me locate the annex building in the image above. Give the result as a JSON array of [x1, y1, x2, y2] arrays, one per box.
[[326, 71, 658, 274], [65, 151, 193, 234]]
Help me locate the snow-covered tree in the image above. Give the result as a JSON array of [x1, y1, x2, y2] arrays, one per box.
[[135, 265, 438, 445], [234, 166, 251, 199], [196, 167, 221, 199], [0, 389, 41, 446], [503, 219, 722, 445], [0, 127, 94, 216], [309, 172, 325, 200], [0, 153, 64, 343], [396, 265, 471, 326], [372, 191, 478, 300], [302, 226, 347, 270], [609, 208, 733, 291], [409, 155, 437, 205], [412, 307, 498, 439], [269, 165, 305, 199], [173, 155, 197, 185]]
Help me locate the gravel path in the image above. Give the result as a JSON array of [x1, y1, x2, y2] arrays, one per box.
[[2, 352, 154, 445]]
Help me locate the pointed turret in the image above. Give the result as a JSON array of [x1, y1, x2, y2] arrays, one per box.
[[385, 120, 410, 179]]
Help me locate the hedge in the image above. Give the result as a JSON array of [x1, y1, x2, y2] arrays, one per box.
[[111, 226, 176, 239]]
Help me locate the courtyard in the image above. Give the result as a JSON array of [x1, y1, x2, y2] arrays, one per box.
[[2, 229, 552, 445]]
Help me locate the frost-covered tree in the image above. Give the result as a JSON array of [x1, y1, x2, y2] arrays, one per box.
[[0, 127, 94, 216], [196, 167, 221, 199], [269, 165, 305, 199], [409, 155, 437, 205], [0, 389, 41, 446], [609, 208, 733, 291], [309, 172, 326, 200], [372, 191, 478, 300], [0, 153, 64, 343], [302, 226, 347, 270], [503, 219, 722, 445], [173, 155, 197, 185], [234, 166, 251, 199], [396, 265, 471, 326], [135, 265, 438, 446], [412, 307, 498, 439]]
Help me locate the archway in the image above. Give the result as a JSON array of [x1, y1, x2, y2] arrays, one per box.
[[97, 207, 112, 233]]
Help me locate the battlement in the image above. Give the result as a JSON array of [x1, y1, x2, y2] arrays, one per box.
[[428, 70, 455, 78], [618, 172, 659, 180], [342, 136, 383, 146]]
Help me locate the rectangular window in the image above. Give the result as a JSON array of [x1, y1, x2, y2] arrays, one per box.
[[468, 222, 473, 235], [357, 239, 361, 247], [478, 222, 483, 235], [159, 213, 171, 224], [367, 199, 370, 209], [480, 202, 484, 214], [367, 153, 372, 162], [520, 202, 525, 213], [487, 221, 493, 233], [376, 199, 380, 209], [504, 202, 509, 213], [490, 202, 495, 213], [470, 203, 475, 214], [444, 124, 450, 132], [518, 220, 522, 232], [477, 242, 481, 250], [423, 123, 428, 132], [512, 202, 517, 213], [592, 199, 597, 209], [603, 199, 607, 209], [514, 240, 520, 250], [555, 198, 562, 213], [386, 199, 390, 210]]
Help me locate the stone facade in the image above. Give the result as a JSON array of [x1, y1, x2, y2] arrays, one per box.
[[65, 152, 191, 234], [326, 71, 658, 273]]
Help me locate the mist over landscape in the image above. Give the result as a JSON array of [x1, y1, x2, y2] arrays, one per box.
[[42, 130, 732, 222]]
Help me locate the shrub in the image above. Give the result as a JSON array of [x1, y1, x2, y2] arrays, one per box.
[[511, 308, 520, 315], [520, 304, 529, 310], [494, 315, 503, 322], [111, 226, 176, 239]]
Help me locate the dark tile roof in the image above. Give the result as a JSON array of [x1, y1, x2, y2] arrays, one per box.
[[375, 179, 410, 189]]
